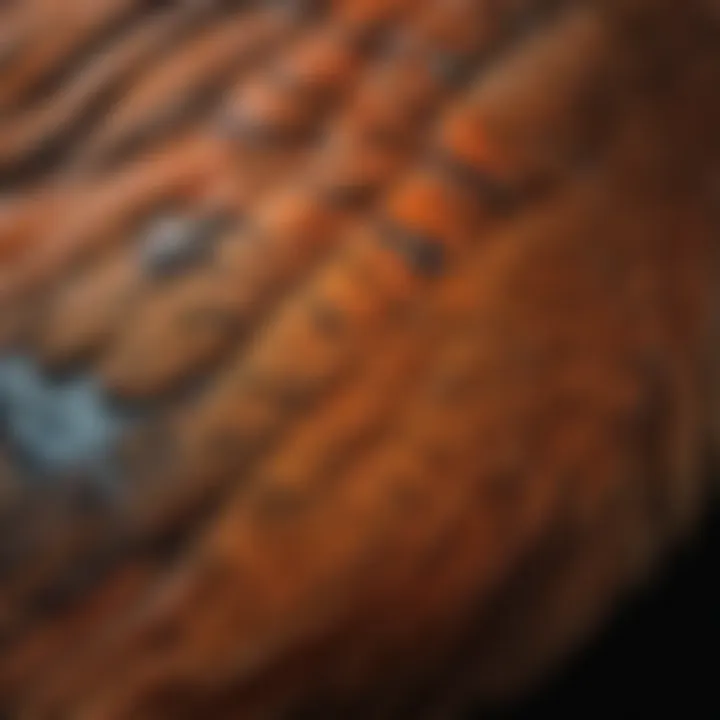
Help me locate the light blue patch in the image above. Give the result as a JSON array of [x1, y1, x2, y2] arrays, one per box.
[[0, 355, 131, 484], [139, 212, 232, 278]]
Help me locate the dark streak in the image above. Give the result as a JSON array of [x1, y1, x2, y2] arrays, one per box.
[[377, 219, 447, 278], [431, 149, 518, 215]]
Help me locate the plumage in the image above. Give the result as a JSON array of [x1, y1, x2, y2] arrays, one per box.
[[0, 0, 718, 717]]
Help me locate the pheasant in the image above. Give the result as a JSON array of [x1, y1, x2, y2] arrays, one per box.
[[0, 0, 718, 717]]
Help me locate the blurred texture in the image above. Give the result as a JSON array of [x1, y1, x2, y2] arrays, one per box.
[[0, 0, 718, 717]]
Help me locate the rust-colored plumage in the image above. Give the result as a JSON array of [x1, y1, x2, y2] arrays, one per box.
[[0, 1, 718, 717]]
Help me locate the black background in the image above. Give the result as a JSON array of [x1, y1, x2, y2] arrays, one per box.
[[490, 504, 720, 718]]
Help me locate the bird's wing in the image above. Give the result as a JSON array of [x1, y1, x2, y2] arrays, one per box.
[[0, 1, 717, 717]]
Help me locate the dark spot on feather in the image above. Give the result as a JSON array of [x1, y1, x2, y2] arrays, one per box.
[[427, 50, 475, 87], [378, 219, 446, 278], [320, 177, 377, 208], [432, 150, 518, 214]]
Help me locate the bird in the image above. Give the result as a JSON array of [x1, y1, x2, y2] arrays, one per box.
[[0, 0, 718, 717]]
